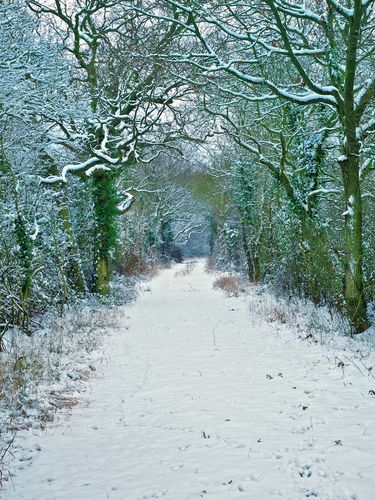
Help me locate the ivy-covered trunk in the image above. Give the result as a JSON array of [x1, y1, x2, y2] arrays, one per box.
[[240, 212, 261, 283], [92, 172, 119, 295], [14, 213, 33, 329], [299, 216, 320, 305], [236, 164, 261, 282], [340, 152, 368, 333], [46, 161, 86, 295], [338, 2, 369, 334], [59, 201, 86, 294]]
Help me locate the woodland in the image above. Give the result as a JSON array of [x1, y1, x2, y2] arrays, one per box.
[[1, 1, 375, 496]]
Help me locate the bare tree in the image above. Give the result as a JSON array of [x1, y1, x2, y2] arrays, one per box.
[[27, 0, 191, 293], [149, 0, 375, 332]]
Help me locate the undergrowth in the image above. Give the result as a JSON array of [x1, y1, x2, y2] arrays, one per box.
[[213, 275, 247, 297], [0, 277, 137, 484], [247, 285, 351, 343]]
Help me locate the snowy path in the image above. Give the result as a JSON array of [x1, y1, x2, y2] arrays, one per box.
[[3, 260, 375, 500]]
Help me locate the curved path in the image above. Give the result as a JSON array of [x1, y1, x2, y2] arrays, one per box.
[[3, 260, 375, 499]]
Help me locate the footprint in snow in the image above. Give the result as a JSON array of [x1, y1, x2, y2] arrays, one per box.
[[298, 464, 313, 478], [170, 464, 184, 471], [292, 422, 313, 434], [304, 489, 319, 497], [178, 444, 190, 451], [149, 490, 167, 498]]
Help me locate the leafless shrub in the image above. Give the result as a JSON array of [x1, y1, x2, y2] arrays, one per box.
[[305, 307, 350, 344], [213, 275, 247, 297], [117, 253, 158, 278], [248, 292, 298, 326], [0, 433, 15, 487], [174, 260, 196, 277], [248, 287, 351, 344], [205, 256, 217, 273]]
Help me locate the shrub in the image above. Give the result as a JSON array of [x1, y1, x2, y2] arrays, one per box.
[[213, 275, 246, 297]]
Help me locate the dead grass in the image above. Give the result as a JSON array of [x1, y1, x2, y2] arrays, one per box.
[[213, 275, 247, 297], [0, 434, 15, 488], [117, 254, 159, 278], [174, 261, 196, 277], [0, 302, 128, 484], [248, 292, 298, 326], [251, 298, 289, 324], [205, 256, 217, 273], [247, 288, 351, 343]]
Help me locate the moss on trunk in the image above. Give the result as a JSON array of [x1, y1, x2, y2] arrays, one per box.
[[340, 154, 368, 333], [92, 173, 120, 295]]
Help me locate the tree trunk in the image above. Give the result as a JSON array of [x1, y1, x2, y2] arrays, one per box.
[[95, 256, 110, 296], [47, 161, 86, 294], [14, 213, 33, 329], [299, 216, 320, 305], [241, 218, 260, 283], [340, 153, 368, 333], [338, 0, 368, 333], [59, 203, 86, 294], [92, 173, 119, 295]]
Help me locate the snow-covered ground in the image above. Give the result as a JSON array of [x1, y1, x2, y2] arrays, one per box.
[[2, 260, 375, 500]]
